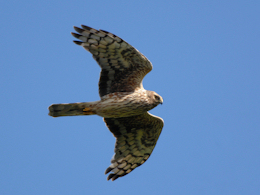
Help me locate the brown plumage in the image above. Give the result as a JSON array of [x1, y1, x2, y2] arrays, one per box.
[[48, 25, 164, 181]]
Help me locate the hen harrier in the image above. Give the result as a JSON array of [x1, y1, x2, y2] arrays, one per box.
[[48, 25, 164, 181]]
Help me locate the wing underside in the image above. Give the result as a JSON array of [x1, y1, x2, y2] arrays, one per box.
[[72, 25, 153, 97], [104, 112, 164, 181]]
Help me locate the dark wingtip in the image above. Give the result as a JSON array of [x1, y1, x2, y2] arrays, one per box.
[[107, 173, 114, 181], [73, 26, 84, 34], [81, 25, 92, 31], [107, 173, 118, 181], [111, 174, 120, 181], [71, 32, 81, 39], [73, 40, 82, 45], [105, 167, 113, 175]]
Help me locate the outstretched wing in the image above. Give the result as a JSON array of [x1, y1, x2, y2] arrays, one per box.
[[71, 25, 153, 97], [103, 112, 164, 181]]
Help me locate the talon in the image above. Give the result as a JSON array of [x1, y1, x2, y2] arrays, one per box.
[[83, 107, 91, 112], [83, 107, 95, 115]]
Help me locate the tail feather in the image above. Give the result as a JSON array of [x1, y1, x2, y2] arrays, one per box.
[[48, 101, 98, 117]]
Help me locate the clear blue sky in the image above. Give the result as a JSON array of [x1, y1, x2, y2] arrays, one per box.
[[1, 1, 259, 194]]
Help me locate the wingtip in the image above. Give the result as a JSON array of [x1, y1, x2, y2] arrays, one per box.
[[107, 173, 113, 180], [71, 32, 81, 39], [73, 26, 84, 34], [81, 24, 92, 31], [105, 167, 113, 175], [107, 173, 119, 181], [111, 174, 120, 181], [73, 40, 82, 45]]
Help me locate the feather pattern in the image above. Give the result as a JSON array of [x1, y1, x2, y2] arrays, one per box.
[[72, 25, 153, 97]]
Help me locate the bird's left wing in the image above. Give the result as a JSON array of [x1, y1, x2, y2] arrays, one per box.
[[71, 25, 153, 97], [103, 112, 164, 181]]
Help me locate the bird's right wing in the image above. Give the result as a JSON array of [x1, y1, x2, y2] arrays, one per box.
[[103, 112, 164, 181]]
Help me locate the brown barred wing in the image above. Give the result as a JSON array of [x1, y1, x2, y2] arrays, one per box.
[[103, 112, 164, 181], [71, 25, 153, 97]]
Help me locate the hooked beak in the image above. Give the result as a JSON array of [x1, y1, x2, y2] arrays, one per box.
[[160, 98, 163, 105]]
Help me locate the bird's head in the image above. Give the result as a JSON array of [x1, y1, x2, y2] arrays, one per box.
[[153, 92, 163, 105], [147, 91, 163, 106]]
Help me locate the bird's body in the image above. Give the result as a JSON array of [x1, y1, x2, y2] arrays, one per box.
[[50, 89, 161, 118], [48, 25, 164, 181]]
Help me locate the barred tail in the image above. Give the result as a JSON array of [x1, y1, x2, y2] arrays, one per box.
[[48, 101, 99, 117]]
